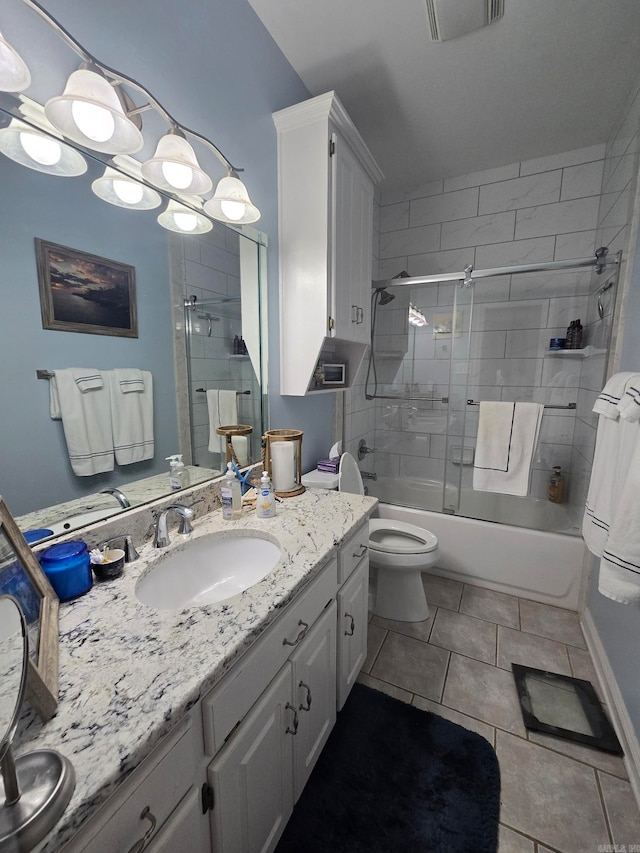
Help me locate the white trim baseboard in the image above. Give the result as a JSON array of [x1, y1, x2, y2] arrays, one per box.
[[582, 607, 640, 807]]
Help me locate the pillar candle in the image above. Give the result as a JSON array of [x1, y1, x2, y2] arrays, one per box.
[[271, 441, 296, 491]]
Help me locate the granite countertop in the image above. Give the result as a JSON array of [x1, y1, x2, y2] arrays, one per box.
[[14, 488, 376, 851]]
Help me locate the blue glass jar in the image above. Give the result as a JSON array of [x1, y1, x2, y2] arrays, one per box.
[[39, 541, 93, 602]]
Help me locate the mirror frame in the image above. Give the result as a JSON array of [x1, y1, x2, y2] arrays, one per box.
[[0, 497, 59, 721], [0, 594, 28, 762]]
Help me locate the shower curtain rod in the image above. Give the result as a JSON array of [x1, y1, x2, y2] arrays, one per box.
[[374, 247, 617, 289]]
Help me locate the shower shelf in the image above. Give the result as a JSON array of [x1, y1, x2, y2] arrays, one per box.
[[544, 347, 606, 358], [377, 351, 405, 359]]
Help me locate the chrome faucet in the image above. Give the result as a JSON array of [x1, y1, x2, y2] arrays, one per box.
[[360, 471, 377, 481], [100, 488, 131, 509], [99, 535, 139, 562], [357, 439, 377, 461], [154, 504, 195, 548]]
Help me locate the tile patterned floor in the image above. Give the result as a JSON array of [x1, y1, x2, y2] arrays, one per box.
[[357, 574, 640, 853]]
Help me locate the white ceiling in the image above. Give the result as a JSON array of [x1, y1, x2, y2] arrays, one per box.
[[247, 0, 640, 192]]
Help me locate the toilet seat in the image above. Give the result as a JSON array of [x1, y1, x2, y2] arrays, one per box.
[[369, 519, 438, 555]]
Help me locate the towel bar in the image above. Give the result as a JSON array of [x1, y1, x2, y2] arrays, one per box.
[[467, 399, 576, 410], [196, 388, 250, 394]]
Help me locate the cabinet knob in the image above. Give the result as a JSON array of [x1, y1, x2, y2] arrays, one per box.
[[282, 619, 309, 646], [298, 680, 312, 712], [353, 544, 368, 559], [344, 613, 355, 636], [127, 806, 157, 853], [285, 702, 299, 735]]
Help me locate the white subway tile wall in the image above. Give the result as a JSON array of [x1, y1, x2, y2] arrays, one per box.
[[344, 135, 633, 518]]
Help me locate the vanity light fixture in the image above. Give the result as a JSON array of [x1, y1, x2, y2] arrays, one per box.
[[91, 155, 161, 209], [204, 170, 260, 224], [45, 66, 144, 155], [0, 28, 31, 92], [157, 197, 213, 234], [142, 128, 212, 195], [0, 99, 87, 176]]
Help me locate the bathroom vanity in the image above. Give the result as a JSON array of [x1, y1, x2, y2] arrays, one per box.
[[11, 489, 375, 853]]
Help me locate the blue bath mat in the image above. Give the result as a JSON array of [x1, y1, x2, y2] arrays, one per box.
[[275, 682, 501, 853]]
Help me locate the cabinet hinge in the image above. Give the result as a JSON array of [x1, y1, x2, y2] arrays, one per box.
[[329, 138, 335, 157], [201, 782, 214, 814], [328, 316, 334, 331]]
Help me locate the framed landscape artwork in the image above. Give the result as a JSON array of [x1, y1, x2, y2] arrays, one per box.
[[36, 238, 138, 338]]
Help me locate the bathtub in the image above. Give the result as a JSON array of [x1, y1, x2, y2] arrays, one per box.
[[367, 479, 587, 610]]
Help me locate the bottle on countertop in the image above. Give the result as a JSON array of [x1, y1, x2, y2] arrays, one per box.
[[221, 462, 242, 519], [233, 334, 240, 355], [565, 320, 575, 349], [166, 454, 190, 491], [548, 466, 566, 503], [572, 319, 583, 349], [256, 471, 276, 518]]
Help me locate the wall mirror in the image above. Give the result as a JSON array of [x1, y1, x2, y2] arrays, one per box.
[[0, 0, 268, 539]]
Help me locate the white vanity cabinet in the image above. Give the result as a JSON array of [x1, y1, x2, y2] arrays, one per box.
[[273, 91, 383, 396], [337, 521, 370, 710]]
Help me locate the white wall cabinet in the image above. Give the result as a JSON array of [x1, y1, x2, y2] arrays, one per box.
[[273, 91, 383, 395]]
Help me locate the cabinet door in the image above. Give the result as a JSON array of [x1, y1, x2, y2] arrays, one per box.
[[145, 786, 211, 853], [337, 558, 369, 710], [289, 601, 337, 800], [330, 131, 374, 344], [209, 665, 294, 853]]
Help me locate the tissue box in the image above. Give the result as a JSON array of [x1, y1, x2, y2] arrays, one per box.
[[317, 458, 339, 474]]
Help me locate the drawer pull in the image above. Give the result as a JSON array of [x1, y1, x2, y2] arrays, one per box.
[[127, 806, 157, 853], [298, 680, 312, 712], [285, 702, 299, 735], [282, 619, 309, 646], [344, 612, 355, 636], [353, 544, 368, 559]]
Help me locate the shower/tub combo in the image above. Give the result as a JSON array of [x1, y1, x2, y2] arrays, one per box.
[[351, 248, 620, 609]]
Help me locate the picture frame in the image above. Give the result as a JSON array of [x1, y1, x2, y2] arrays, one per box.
[[0, 497, 59, 721], [36, 238, 138, 338]]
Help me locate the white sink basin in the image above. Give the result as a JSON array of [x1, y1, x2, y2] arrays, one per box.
[[135, 532, 281, 610]]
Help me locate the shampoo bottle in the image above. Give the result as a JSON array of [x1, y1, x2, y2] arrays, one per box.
[[548, 466, 566, 503], [166, 455, 190, 490], [256, 471, 276, 518], [221, 462, 242, 519]]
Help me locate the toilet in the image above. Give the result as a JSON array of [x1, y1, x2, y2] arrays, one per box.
[[337, 453, 440, 622]]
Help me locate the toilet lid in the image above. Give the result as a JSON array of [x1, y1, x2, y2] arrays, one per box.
[[368, 519, 438, 554], [338, 452, 364, 496]]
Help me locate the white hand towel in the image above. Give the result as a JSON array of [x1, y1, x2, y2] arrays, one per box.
[[115, 368, 145, 393], [207, 390, 238, 453], [473, 401, 543, 496], [599, 428, 640, 605], [583, 374, 640, 555], [107, 370, 154, 464], [49, 369, 114, 476]]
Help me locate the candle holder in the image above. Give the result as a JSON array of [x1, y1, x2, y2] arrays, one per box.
[[263, 429, 305, 497], [215, 424, 253, 467]]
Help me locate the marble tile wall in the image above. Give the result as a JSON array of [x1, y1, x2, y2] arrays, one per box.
[[346, 142, 615, 504]]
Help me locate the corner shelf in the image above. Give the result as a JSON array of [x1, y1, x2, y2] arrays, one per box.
[[544, 347, 606, 358]]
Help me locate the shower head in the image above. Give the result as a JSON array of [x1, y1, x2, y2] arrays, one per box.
[[392, 270, 410, 279], [377, 288, 395, 305]]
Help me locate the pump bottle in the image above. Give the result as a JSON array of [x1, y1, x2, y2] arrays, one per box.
[[221, 462, 242, 519], [548, 466, 566, 503], [256, 471, 276, 518], [166, 455, 190, 491]]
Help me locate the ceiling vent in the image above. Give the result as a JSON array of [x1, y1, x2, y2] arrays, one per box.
[[426, 0, 504, 42]]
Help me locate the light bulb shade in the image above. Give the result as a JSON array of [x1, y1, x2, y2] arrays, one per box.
[[92, 165, 162, 210], [204, 174, 260, 224], [0, 117, 87, 176], [157, 199, 212, 234], [45, 68, 143, 155], [0, 30, 31, 92], [142, 133, 212, 195]]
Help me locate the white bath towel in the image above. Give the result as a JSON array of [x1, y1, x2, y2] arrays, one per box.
[[473, 401, 543, 496], [49, 368, 114, 476], [599, 429, 640, 605], [207, 390, 238, 454], [107, 370, 154, 464], [115, 368, 145, 394], [583, 374, 640, 555]]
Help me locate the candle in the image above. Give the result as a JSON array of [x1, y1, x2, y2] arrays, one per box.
[[271, 441, 296, 492]]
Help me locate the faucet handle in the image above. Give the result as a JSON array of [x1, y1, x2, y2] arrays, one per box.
[[100, 535, 139, 562]]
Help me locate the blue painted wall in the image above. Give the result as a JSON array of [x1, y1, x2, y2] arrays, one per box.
[[1, 0, 335, 514]]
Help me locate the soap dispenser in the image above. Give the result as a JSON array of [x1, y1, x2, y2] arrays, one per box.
[[256, 471, 276, 518], [221, 462, 242, 519], [166, 455, 190, 491]]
